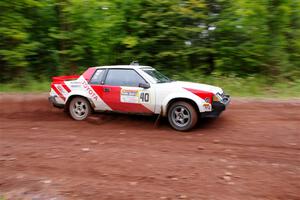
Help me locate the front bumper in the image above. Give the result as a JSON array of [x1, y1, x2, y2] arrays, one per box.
[[48, 96, 64, 108], [201, 94, 231, 118]]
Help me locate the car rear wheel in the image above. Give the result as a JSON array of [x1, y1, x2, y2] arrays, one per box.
[[168, 101, 198, 131], [69, 97, 91, 120]]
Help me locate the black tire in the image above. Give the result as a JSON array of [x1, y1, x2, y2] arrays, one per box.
[[167, 101, 198, 131], [69, 97, 91, 120]]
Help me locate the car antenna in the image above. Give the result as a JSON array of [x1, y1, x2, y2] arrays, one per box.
[[130, 61, 139, 66]]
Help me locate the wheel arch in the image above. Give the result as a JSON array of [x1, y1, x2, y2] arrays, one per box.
[[65, 95, 95, 112], [164, 97, 200, 117]]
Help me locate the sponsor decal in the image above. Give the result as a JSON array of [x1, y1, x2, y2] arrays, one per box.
[[70, 81, 81, 88], [81, 80, 98, 101], [120, 89, 139, 103], [53, 84, 71, 97], [54, 84, 68, 95], [203, 103, 211, 111], [51, 86, 65, 101], [70, 85, 81, 88], [70, 81, 81, 84], [120, 89, 151, 104], [56, 85, 65, 94]]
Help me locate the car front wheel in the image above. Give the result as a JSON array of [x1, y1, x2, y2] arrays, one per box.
[[69, 97, 91, 120], [168, 101, 198, 131]]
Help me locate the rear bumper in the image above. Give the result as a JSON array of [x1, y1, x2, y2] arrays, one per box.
[[201, 95, 231, 118], [48, 96, 64, 109]]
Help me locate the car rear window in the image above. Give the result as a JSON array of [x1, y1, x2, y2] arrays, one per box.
[[89, 69, 106, 84]]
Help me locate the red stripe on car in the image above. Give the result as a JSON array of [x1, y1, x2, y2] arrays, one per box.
[[52, 75, 80, 83], [91, 85, 153, 113], [82, 67, 96, 82], [51, 84, 66, 101], [184, 88, 213, 103], [62, 84, 71, 93]]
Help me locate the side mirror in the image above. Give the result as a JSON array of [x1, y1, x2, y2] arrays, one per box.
[[139, 82, 150, 89]]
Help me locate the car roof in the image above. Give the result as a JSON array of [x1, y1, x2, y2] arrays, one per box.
[[93, 65, 153, 70]]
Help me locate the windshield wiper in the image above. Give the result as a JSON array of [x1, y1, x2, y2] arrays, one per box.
[[157, 79, 172, 83]]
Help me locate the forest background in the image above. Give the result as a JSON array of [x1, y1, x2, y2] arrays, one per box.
[[1, 0, 299, 97]]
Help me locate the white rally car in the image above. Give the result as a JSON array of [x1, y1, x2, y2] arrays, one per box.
[[49, 63, 230, 131]]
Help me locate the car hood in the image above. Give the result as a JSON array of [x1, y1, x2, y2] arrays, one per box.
[[169, 81, 223, 94]]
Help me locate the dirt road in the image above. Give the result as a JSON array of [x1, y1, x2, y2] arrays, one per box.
[[0, 94, 299, 200]]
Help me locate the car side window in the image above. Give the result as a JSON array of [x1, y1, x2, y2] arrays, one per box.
[[104, 69, 147, 87], [90, 69, 105, 85]]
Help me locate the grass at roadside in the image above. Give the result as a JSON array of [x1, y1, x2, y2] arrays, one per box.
[[1, 75, 300, 98], [173, 73, 300, 98], [0, 79, 50, 93]]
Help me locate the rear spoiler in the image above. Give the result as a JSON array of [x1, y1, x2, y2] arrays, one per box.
[[52, 75, 80, 83]]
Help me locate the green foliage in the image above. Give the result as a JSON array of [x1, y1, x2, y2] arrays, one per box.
[[1, 74, 299, 98], [0, 0, 299, 88], [0, 78, 50, 92], [0, 0, 42, 81], [172, 70, 300, 97]]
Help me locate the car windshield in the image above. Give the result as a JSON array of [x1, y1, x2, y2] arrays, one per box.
[[142, 69, 172, 83]]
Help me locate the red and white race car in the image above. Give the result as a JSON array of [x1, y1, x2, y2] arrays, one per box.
[[49, 63, 230, 131]]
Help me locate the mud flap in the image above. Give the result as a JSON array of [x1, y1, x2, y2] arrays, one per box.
[[154, 106, 163, 128]]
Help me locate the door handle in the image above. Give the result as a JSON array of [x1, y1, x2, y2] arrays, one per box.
[[103, 88, 111, 92]]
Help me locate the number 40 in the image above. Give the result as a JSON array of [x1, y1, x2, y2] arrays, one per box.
[[140, 92, 149, 102]]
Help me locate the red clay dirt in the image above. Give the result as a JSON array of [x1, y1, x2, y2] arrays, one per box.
[[0, 93, 299, 200]]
